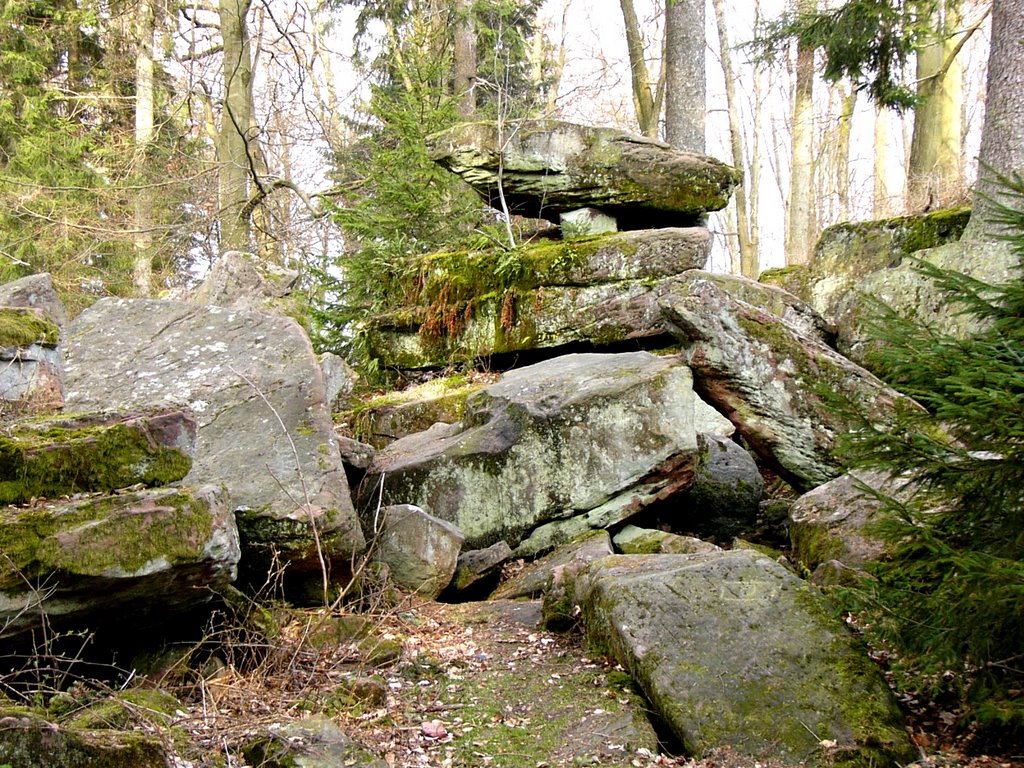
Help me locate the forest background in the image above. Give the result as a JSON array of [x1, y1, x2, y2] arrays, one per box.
[[0, 0, 996, 312]]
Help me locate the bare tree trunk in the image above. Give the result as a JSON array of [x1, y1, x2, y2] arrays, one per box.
[[133, 0, 156, 296], [907, 0, 964, 210], [217, 0, 254, 253], [712, 0, 755, 276], [454, 0, 476, 118], [786, 0, 815, 265], [964, 0, 1024, 238], [836, 87, 857, 220], [618, 0, 662, 136], [874, 104, 894, 217], [664, 0, 705, 151]]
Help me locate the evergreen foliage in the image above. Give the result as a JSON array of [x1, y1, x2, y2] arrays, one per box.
[[837, 175, 1024, 740], [313, 0, 548, 371], [750, 0, 938, 111]]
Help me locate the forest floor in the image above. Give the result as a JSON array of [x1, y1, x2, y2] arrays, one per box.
[[179, 594, 1024, 768]]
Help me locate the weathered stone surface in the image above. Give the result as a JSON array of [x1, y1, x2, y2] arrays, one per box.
[[243, 716, 387, 768], [0, 709, 168, 768], [365, 353, 699, 550], [0, 485, 239, 639], [63, 298, 365, 574], [427, 121, 740, 226], [191, 250, 300, 311], [0, 307, 64, 413], [0, 272, 68, 329], [0, 409, 196, 505], [494, 529, 613, 601], [659, 273, 910, 491], [790, 471, 908, 575], [365, 228, 711, 368], [612, 525, 720, 555], [335, 434, 376, 471], [561, 206, 617, 235], [845, 240, 1017, 362], [677, 433, 763, 540], [576, 550, 916, 766], [450, 540, 513, 594], [319, 351, 358, 408], [372, 504, 464, 599]]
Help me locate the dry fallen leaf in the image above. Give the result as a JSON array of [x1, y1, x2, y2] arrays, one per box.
[[421, 719, 448, 739]]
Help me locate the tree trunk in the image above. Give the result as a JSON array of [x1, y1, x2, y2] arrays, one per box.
[[712, 0, 754, 276], [963, 0, 1024, 238], [786, 0, 815, 265], [133, 0, 156, 296], [836, 87, 857, 220], [453, 0, 476, 118], [618, 0, 661, 137], [907, 0, 964, 210], [873, 104, 894, 217], [217, 0, 254, 254], [664, 0, 705, 152]]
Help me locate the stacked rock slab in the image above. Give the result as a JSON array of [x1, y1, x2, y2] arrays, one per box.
[[364, 119, 740, 370]]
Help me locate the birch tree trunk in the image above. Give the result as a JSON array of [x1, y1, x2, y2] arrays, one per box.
[[786, 0, 815, 265], [133, 0, 156, 296], [664, 0, 705, 151]]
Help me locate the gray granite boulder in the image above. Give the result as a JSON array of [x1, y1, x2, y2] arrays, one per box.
[[678, 433, 763, 540], [0, 485, 239, 640], [493, 529, 613, 600], [0, 272, 68, 329], [449, 540, 513, 595], [62, 298, 365, 580], [575, 550, 916, 766], [427, 120, 740, 227], [660, 273, 911, 491], [191, 250, 300, 312], [371, 504, 464, 599], [790, 471, 910, 579], [364, 353, 699, 550]]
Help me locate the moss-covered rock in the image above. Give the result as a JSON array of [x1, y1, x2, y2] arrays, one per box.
[[0, 307, 60, 348], [0, 485, 239, 640], [612, 525, 720, 555], [576, 550, 916, 766], [242, 716, 387, 768], [0, 409, 196, 504], [0, 708, 168, 767], [428, 120, 740, 225]]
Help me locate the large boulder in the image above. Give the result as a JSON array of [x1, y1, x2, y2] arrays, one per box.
[[676, 433, 763, 540], [659, 273, 911, 491], [576, 550, 916, 767], [0, 485, 239, 640], [371, 504, 464, 599], [62, 299, 365, 581], [0, 272, 69, 329], [0, 307, 64, 414], [364, 352, 699, 550], [493, 529, 613, 600], [363, 228, 711, 368], [0, 409, 196, 505], [191, 250, 300, 312], [427, 120, 740, 227]]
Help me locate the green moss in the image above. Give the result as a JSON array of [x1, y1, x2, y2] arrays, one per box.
[[0, 308, 60, 348], [0, 416, 192, 504], [0, 489, 217, 585]]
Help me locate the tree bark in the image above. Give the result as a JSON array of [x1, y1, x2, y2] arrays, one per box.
[[786, 0, 815, 265], [963, 0, 1024, 238], [873, 103, 894, 217], [453, 0, 476, 118], [664, 0, 705, 152], [619, 0, 662, 136], [133, 0, 156, 296], [712, 0, 754, 276], [217, 0, 254, 253], [907, 0, 964, 211]]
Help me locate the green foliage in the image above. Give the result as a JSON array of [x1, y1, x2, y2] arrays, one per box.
[[750, 0, 936, 111], [835, 175, 1024, 739]]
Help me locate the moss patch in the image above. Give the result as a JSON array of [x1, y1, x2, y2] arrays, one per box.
[[0, 308, 60, 348]]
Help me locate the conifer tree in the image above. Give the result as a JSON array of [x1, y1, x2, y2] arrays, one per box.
[[838, 175, 1024, 740]]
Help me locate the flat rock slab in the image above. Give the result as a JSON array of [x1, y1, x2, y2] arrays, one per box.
[[0, 485, 239, 639], [576, 550, 916, 767], [660, 273, 910, 491], [365, 352, 698, 550], [0, 409, 196, 505], [428, 120, 740, 226], [62, 298, 364, 573]]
